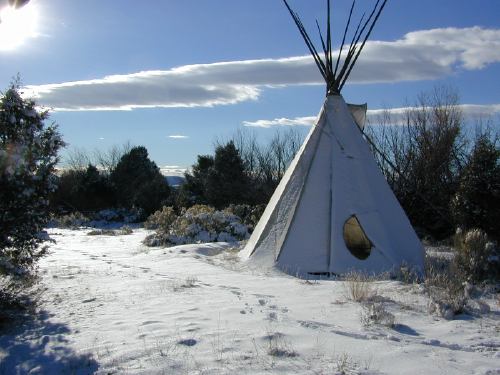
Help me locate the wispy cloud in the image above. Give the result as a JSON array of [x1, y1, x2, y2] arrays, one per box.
[[23, 27, 500, 111], [168, 135, 189, 139], [244, 104, 500, 128], [243, 116, 316, 128], [367, 104, 500, 125]]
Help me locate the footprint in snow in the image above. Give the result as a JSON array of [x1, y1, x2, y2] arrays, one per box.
[[177, 338, 197, 347]]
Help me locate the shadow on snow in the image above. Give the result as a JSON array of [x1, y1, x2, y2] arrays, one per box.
[[0, 310, 98, 374]]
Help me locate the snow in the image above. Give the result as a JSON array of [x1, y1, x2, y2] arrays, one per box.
[[1, 228, 498, 374]]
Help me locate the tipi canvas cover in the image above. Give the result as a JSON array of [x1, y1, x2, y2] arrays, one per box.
[[240, 95, 424, 276], [241, 0, 424, 277]]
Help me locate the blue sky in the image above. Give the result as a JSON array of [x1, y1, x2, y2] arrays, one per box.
[[1, 0, 499, 170]]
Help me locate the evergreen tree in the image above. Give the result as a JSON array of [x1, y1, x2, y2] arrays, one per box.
[[205, 141, 248, 208], [452, 134, 500, 240], [110, 146, 169, 216], [52, 164, 115, 212], [183, 155, 214, 204], [0, 82, 65, 272]]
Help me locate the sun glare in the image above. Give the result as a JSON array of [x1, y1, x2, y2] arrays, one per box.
[[0, 3, 38, 51]]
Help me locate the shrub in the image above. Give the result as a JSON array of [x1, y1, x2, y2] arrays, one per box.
[[0, 82, 64, 273], [51, 164, 115, 212], [0, 275, 39, 329], [453, 228, 498, 282], [224, 204, 266, 232], [360, 301, 395, 328], [94, 208, 141, 223], [424, 255, 468, 319], [87, 229, 117, 236], [144, 204, 249, 247], [53, 212, 90, 229], [144, 206, 177, 231], [343, 271, 374, 302], [262, 331, 298, 359], [120, 225, 133, 235], [86, 226, 133, 236]]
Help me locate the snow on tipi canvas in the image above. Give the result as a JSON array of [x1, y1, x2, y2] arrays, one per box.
[[241, 0, 424, 277]]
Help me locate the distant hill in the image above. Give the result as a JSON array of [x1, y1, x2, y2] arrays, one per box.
[[164, 175, 185, 187], [160, 166, 187, 187]]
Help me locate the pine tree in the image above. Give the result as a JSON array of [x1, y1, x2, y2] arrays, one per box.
[[110, 146, 169, 216], [0, 82, 65, 272], [183, 155, 214, 204], [452, 134, 500, 241], [206, 141, 249, 208]]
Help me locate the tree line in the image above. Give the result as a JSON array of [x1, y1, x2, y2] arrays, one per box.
[[51, 144, 170, 218], [1, 81, 499, 275]]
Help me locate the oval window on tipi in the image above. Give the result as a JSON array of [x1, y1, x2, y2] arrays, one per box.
[[343, 215, 372, 260]]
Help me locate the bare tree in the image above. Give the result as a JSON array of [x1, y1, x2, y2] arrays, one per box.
[[93, 141, 132, 173], [231, 128, 260, 177], [64, 147, 91, 171], [64, 142, 132, 173], [365, 85, 467, 238]]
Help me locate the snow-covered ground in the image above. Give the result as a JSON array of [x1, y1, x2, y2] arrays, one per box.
[[1, 228, 499, 374]]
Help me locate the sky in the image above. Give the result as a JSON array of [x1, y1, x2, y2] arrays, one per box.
[[1, 0, 499, 171]]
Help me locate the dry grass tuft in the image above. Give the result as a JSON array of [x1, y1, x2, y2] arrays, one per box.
[[343, 271, 375, 302]]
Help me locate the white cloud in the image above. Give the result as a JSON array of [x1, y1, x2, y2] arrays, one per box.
[[244, 104, 500, 128], [168, 135, 189, 139], [244, 116, 316, 128], [160, 165, 187, 176], [23, 27, 500, 111]]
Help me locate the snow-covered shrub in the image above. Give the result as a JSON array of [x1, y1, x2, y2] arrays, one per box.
[[424, 255, 467, 319], [0, 82, 65, 273], [94, 208, 142, 223], [453, 228, 498, 282], [360, 301, 395, 328], [224, 204, 265, 232], [120, 225, 133, 235], [51, 209, 140, 229], [87, 229, 117, 236], [87, 226, 133, 236], [144, 204, 249, 247], [53, 212, 91, 229], [144, 206, 177, 231], [264, 331, 298, 358]]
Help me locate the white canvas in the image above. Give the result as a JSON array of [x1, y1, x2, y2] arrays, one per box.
[[241, 94, 424, 277]]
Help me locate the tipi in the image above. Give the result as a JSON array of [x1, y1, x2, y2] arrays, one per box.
[[240, 0, 424, 277]]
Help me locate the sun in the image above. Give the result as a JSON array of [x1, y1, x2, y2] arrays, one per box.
[[0, 2, 38, 51]]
